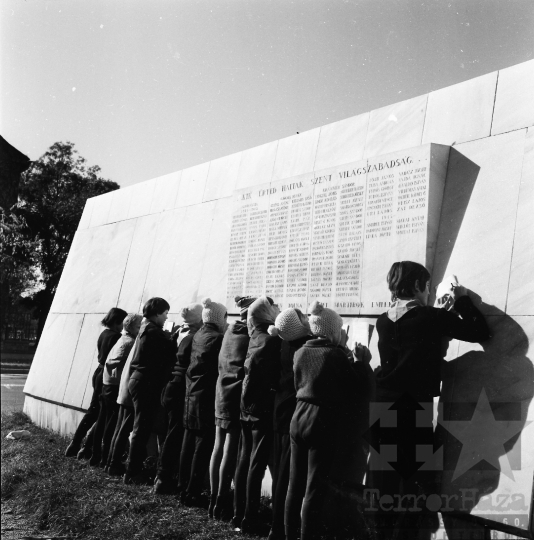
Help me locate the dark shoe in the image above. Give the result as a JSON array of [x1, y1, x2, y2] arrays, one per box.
[[123, 472, 150, 485], [183, 492, 208, 509], [89, 455, 102, 467], [153, 477, 177, 495], [267, 528, 286, 540], [76, 447, 92, 460], [108, 465, 125, 476], [232, 515, 243, 529], [213, 494, 233, 521], [240, 518, 254, 534], [65, 441, 80, 458]]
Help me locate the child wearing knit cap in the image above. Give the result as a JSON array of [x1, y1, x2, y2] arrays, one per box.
[[178, 298, 226, 506], [234, 296, 282, 533], [284, 301, 363, 540], [208, 296, 256, 519], [154, 303, 203, 494], [267, 308, 312, 540]]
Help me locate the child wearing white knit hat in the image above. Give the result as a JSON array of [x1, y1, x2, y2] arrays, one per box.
[[267, 308, 312, 540], [308, 300, 343, 345], [179, 298, 226, 505], [201, 297, 228, 333]]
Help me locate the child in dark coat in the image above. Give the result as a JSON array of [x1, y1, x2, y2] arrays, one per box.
[[65, 307, 127, 458], [154, 302, 203, 494], [178, 298, 226, 506], [284, 301, 362, 540], [90, 313, 142, 467], [124, 298, 178, 484], [234, 296, 282, 533], [267, 308, 312, 540], [208, 296, 256, 519], [371, 261, 490, 539]]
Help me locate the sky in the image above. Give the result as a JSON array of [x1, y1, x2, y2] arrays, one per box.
[[1, 0, 533, 187]]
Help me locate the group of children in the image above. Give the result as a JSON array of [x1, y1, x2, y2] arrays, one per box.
[[63, 261, 490, 540]]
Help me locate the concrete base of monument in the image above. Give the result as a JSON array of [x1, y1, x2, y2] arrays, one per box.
[[23, 394, 85, 436]]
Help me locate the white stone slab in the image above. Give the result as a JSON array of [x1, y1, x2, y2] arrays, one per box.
[[507, 127, 534, 316], [50, 228, 95, 313], [167, 201, 217, 309], [77, 197, 94, 230], [150, 171, 182, 214], [24, 395, 85, 437], [314, 113, 370, 171], [62, 314, 103, 409], [422, 71, 498, 146], [24, 313, 84, 403], [364, 94, 428, 158], [88, 190, 114, 228], [236, 140, 278, 190], [127, 178, 157, 219], [360, 144, 449, 315], [492, 59, 534, 136], [203, 152, 242, 202], [432, 130, 526, 316], [175, 162, 210, 208], [272, 128, 321, 181], [75, 220, 137, 313], [197, 197, 233, 305], [107, 185, 133, 223], [116, 213, 162, 314], [439, 315, 534, 531], [141, 207, 188, 304]]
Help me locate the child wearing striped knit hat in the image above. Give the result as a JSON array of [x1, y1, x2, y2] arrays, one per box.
[[267, 308, 312, 540], [284, 301, 362, 540]]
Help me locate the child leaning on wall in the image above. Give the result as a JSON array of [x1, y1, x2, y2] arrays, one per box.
[[88, 313, 143, 468], [370, 261, 490, 540], [234, 296, 282, 534], [178, 298, 227, 506], [65, 307, 127, 459], [123, 297, 179, 485], [154, 302, 203, 494], [284, 301, 366, 540], [266, 308, 313, 540], [208, 295, 256, 520]]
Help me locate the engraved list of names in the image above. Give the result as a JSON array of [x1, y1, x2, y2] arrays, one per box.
[[226, 144, 449, 315]]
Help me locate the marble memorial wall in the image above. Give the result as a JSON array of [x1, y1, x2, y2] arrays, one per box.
[[23, 60, 534, 537]]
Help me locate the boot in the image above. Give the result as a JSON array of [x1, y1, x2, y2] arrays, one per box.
[[108, 464, 125, 477], [213, 493, 233, 521], [77, 447, 92, 460], [64, 441, 80, 458], [153, 477, 177, 495]]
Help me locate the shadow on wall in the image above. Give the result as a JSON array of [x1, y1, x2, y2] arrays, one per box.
[[437, 295, 534, 533], [430, 148, 480, 304]]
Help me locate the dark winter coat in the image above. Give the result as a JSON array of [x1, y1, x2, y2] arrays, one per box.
[[214, 319, 250, 423], [273, 335, 312, 434], [183, 323, 224, 431], [97, 328, 122, 365], [129, 320, 177, 392], [240, 323, 282, 423], [375, 295, 490, 399]]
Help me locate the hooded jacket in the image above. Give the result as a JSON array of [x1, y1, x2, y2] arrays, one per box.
[[240, 323, 282, 422], [375, 295, 490, 399], [129, 319, 177, 391], [215, 319, 250, 422], [183, 322, 224, 430]]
